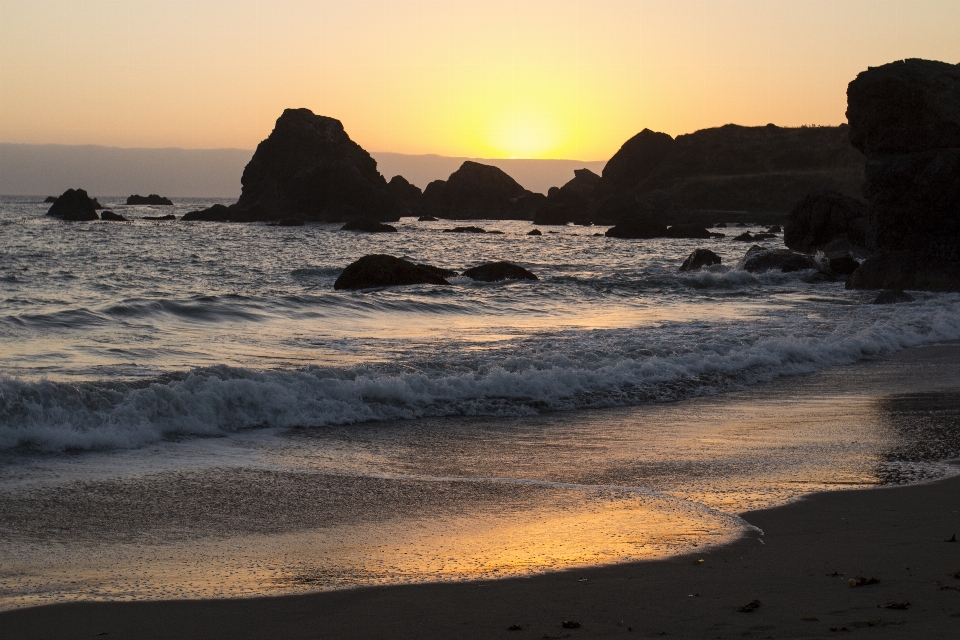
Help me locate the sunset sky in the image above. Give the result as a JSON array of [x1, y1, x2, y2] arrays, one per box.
[[1, 0, 958, 160]]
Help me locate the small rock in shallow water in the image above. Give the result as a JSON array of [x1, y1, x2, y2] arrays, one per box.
[[872, 290, 914, 304]]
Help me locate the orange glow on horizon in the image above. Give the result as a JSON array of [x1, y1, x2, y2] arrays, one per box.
[[1, 1, 958, 161]]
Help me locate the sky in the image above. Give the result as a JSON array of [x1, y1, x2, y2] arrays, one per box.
[[1, 1, 958, 160]]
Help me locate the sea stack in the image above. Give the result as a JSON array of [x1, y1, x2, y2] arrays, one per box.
[[182, 108, 404, 223], [845, 59, 960, 291], [46, 189, 100, 221]]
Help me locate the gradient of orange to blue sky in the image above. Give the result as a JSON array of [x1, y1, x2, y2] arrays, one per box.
[[1, 0, 958, 159]]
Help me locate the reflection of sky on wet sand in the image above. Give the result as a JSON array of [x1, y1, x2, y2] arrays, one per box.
[[2, 344, 959, 610]]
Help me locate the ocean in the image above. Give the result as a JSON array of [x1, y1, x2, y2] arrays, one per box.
[[2, 194, 960, 609]]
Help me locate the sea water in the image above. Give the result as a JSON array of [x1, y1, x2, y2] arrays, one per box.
[[2, 195, 960, 608]]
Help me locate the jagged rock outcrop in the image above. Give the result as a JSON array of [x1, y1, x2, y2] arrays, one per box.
[[420, 161, 532, 219], [46, 188, 100, 221], [845, 59, 960, 291], [462, 262, 537, 282], [99, 211, 128, 221], [679, 249, 722, 272], [547, 168, 601, 209], [738, 245, 820, 273], [127, 194, 173, 206], [182, 109, 403, 223], [785, 191, 868, 254], [333, 255, 449, 290], [387, 176, 422, 209], [340, 220, 397, 233]]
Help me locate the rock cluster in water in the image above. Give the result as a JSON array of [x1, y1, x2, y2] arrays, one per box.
[[46, 188, 100, 221], [334, 255, 537, 290], [127, 194, 173, 206], [844, 59, 960, 292], [183, 108, 404, 223]]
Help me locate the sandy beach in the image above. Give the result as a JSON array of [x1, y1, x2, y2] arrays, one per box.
[[2, 467, 958, 639], [4, 340, 960, 640]]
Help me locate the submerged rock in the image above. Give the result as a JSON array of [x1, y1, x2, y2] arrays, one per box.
[[738, 245, 820, 273], [144, 214, 176, 221], [443, 226, 487, 233], [340, 220, 397, 233], [680, 249, 722, 272], [46, 188, 100, 221], [462, 262, 538, 282], [126, 194, 173, 206], [99, 210, 128, 221], [873, 290, 914, 304], [334, 255, 449, 290], [666, 224, 712, 239], [605, 217, 668, 239]]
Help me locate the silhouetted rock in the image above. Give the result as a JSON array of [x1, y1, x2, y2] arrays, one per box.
[[279, 217, 304, 226], [462, 262, 537, 282], [549, 168, 601, 205], [527, 229, 542, 236], [595, 129, 675, 197], [144, 214, 176, 221], [784, 191, 868, 253], [827, 254, 860, 276], [591, 194, 654, 226], [387, 175, 423, 208], [738, 245, 820, 273], [602, 124, 865, 213], [341, 220, 397, 233], [182, 108, 403, 222], [46, 188, 99, 221], [846, 250, 960, 292], [43, 196, 57, 203], [417, 215, 439, 222], [533, 203, 589, 226], [91, 198, 104, 210], [605, 217, 668, 239], [126, 194, 173, 206], [845, 59, 960, 292], [873, 290, 914, 304], [847, 59, 960, 156], [421, 161, 531, 219], [183, 204, 230, 221], [333, 254, 449, 290], [680, 249, 722, 272], [666, 224, 712, 239], [415, 264, 458, 279], [99, 210, 128, 221], [767, 225, 782, 233], [443, 226, 487, 233]]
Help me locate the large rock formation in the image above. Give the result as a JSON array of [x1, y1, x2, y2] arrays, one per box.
[[592, 125, 864, 217], [420, 161, 532, 219], [334, 255, 449, 290], [784, 191, 869, 254], [594, 129, 675, 197], [845, 59, 960, 291], [46, 188, 100, 221], [183, 109, 404, 223], [387, 175, 422, 210]]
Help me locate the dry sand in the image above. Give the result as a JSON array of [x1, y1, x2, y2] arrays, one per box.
[[3, 469, 959, 639]]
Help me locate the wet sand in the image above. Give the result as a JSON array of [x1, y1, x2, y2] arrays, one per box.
[[3, 343, 960, 638], [2, 469, 959, 639]]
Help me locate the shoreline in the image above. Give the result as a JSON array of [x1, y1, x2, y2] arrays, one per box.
[[3, 472, 959, 638], [3, 467, 959, 638]]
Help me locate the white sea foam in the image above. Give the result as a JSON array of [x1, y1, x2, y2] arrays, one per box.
[[3, 295, 959, 453]]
